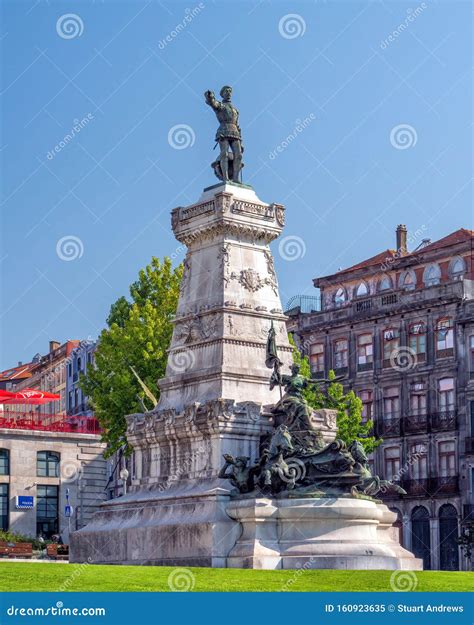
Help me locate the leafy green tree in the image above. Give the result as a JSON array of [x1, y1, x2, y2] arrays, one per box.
[[81, 257, 182, 456], [290, 336, 379, 454]]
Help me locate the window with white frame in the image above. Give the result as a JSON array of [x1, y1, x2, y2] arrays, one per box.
[[310, 343, 324, 373], [436, 318, 454, 355], [359, 390, 373, 421], [384, 447, 401, 480], [383, 328, 400, 364], [333, 339, 348, 369], [383, 386, 400, 418], [438, 378, 454, 413], [410, 443, 428, 479], [357, 334, 373, 368], [438, 440, 456, 476]]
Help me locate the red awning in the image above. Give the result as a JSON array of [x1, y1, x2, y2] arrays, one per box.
[[0, 389, 60, 405]]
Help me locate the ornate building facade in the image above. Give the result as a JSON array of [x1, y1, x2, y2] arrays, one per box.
[[287, 226, 474, 571]]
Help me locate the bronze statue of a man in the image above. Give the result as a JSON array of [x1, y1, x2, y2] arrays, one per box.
[[204, 85, 243, 183]]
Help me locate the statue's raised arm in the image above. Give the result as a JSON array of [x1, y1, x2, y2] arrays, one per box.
[[204, 90, 220, 110]]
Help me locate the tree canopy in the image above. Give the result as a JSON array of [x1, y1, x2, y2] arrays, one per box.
[[80, 257, 182, 456]]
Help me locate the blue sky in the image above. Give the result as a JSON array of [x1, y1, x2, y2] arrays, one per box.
[[0, 0, 472, 370]]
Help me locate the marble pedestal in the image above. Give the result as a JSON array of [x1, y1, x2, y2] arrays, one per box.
[[226, 497, 423, 570], [71, 182, 294, 565]]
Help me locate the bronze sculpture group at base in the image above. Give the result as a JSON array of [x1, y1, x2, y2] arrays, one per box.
[[220, 326, 405, 501]]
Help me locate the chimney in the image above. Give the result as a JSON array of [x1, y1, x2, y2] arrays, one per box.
[[396, 224, 408, 255], [17, 361, 22, 367], [49, 340, 60, 353]]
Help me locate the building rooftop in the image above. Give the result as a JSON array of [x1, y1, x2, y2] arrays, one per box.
[[0, 362, 37, 383], [315, 227, 473, 284]]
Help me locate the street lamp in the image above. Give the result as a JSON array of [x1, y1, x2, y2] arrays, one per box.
[[119, 468, 129, 496]]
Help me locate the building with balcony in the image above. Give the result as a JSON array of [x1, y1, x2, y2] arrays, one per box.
[[287, 226, 474, 571], [1, 340, 80, 417], [0, 341, 106, 542], [66, 340, 97, 428]]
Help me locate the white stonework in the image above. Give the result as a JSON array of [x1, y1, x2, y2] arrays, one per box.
[[226, 498, 423, 570]]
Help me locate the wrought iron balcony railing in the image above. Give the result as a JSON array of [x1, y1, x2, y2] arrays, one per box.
[[431, 410, 457, 431], [378, 417, 401, 437], [0, 410, 101, 434], [404, 414, 428, 434]]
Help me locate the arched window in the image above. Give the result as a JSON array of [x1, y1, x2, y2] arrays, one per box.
[[37, 451, 60, 478], [334, 287, 347, 307], [355, 282, 368, 297], [399, 269, 416, 291], [439, 504, 459, 571], [379, 275, 393, 291], [423, 264, 441, 287], [449, 256, 466, 280], [0, 449, 9, 475]]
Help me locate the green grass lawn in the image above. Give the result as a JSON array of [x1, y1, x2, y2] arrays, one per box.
[[0, 562, 472, 592]]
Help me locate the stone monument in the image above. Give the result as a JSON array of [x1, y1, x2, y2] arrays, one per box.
[[70, 86, 422, 571]]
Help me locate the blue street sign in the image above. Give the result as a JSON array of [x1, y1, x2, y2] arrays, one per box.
[[16, 495, 34, 509], [65, 505, 73, 517]]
